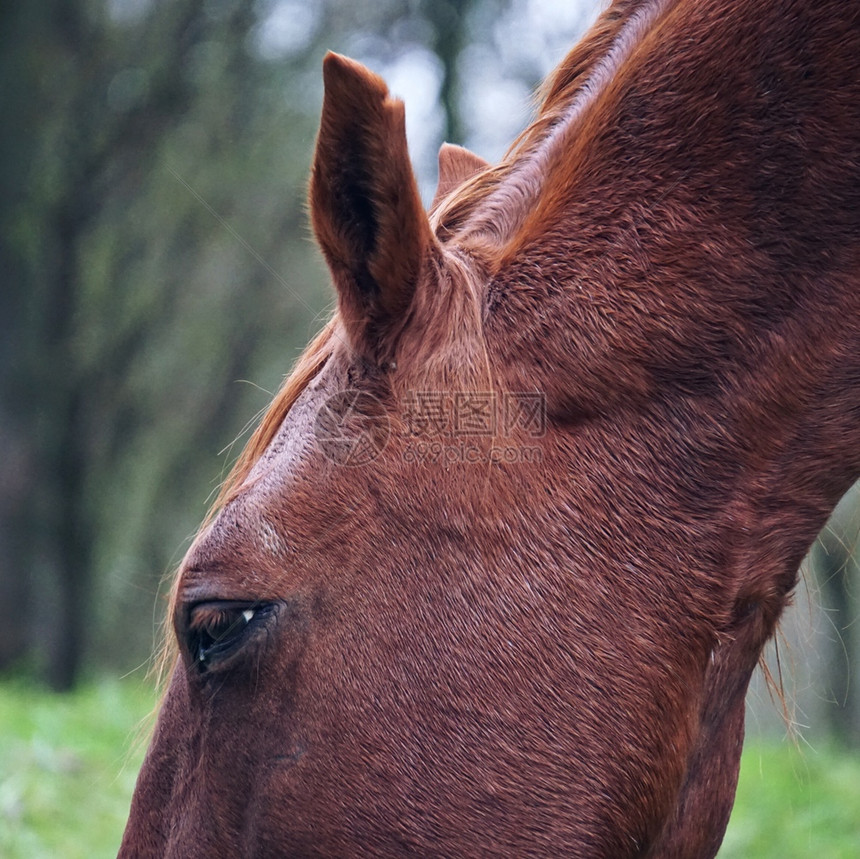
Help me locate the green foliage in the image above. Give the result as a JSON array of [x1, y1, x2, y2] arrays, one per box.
[[0, 674, 858, 857]]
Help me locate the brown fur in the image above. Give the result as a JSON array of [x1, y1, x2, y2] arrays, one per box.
[[430, 143, 490, 211], [122, 2, 860, 856]]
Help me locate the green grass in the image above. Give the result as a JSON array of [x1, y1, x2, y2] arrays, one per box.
[[0, 675, 155, 859], [719, 741, 860, 857], [1, 675, 858, 857]]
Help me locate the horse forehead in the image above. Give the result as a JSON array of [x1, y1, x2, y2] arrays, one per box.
[[184, 369, 341, 577], [248, 368, 337, 490]]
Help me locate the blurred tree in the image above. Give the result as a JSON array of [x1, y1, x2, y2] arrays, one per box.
[[0, 0, 489, 690], [0, 0, 335, 689], [810, 489, 860, 748], [0, 3, 39, 676], [420, 0, 474, 144]]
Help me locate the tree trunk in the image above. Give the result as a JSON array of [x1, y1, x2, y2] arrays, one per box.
[[423, 0, 471, 144]]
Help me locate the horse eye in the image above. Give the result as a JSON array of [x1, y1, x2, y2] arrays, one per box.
[[185, 601, 272, 670]]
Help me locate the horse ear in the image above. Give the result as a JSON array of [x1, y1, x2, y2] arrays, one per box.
[[310, 53, 435, 360], [431, 143, 489, 210]]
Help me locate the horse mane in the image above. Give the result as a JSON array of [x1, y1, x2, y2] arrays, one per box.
[[433, 0, 664, 240]]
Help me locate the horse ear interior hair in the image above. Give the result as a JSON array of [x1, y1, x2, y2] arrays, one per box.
[[309, 52, 436, 363]]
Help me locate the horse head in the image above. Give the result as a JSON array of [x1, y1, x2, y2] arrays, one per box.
[[121, 2, 860, 855]]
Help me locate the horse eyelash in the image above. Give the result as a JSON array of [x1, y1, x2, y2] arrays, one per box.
[[190, 606, 254, 638]]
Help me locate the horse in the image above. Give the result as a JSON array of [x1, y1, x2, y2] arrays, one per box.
[[120, 0, 860, 855]]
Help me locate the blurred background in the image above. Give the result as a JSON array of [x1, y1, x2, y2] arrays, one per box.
[[0, 0, 857, 855]]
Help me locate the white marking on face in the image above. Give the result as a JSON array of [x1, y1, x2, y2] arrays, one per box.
[[258, 517, 286, 557]]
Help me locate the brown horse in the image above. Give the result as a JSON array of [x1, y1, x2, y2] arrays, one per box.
[[121, 0, 860, 855]]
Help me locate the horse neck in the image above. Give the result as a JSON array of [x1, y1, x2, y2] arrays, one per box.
[[483, 190, 860, 623], [474, 0, 860, 621]]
